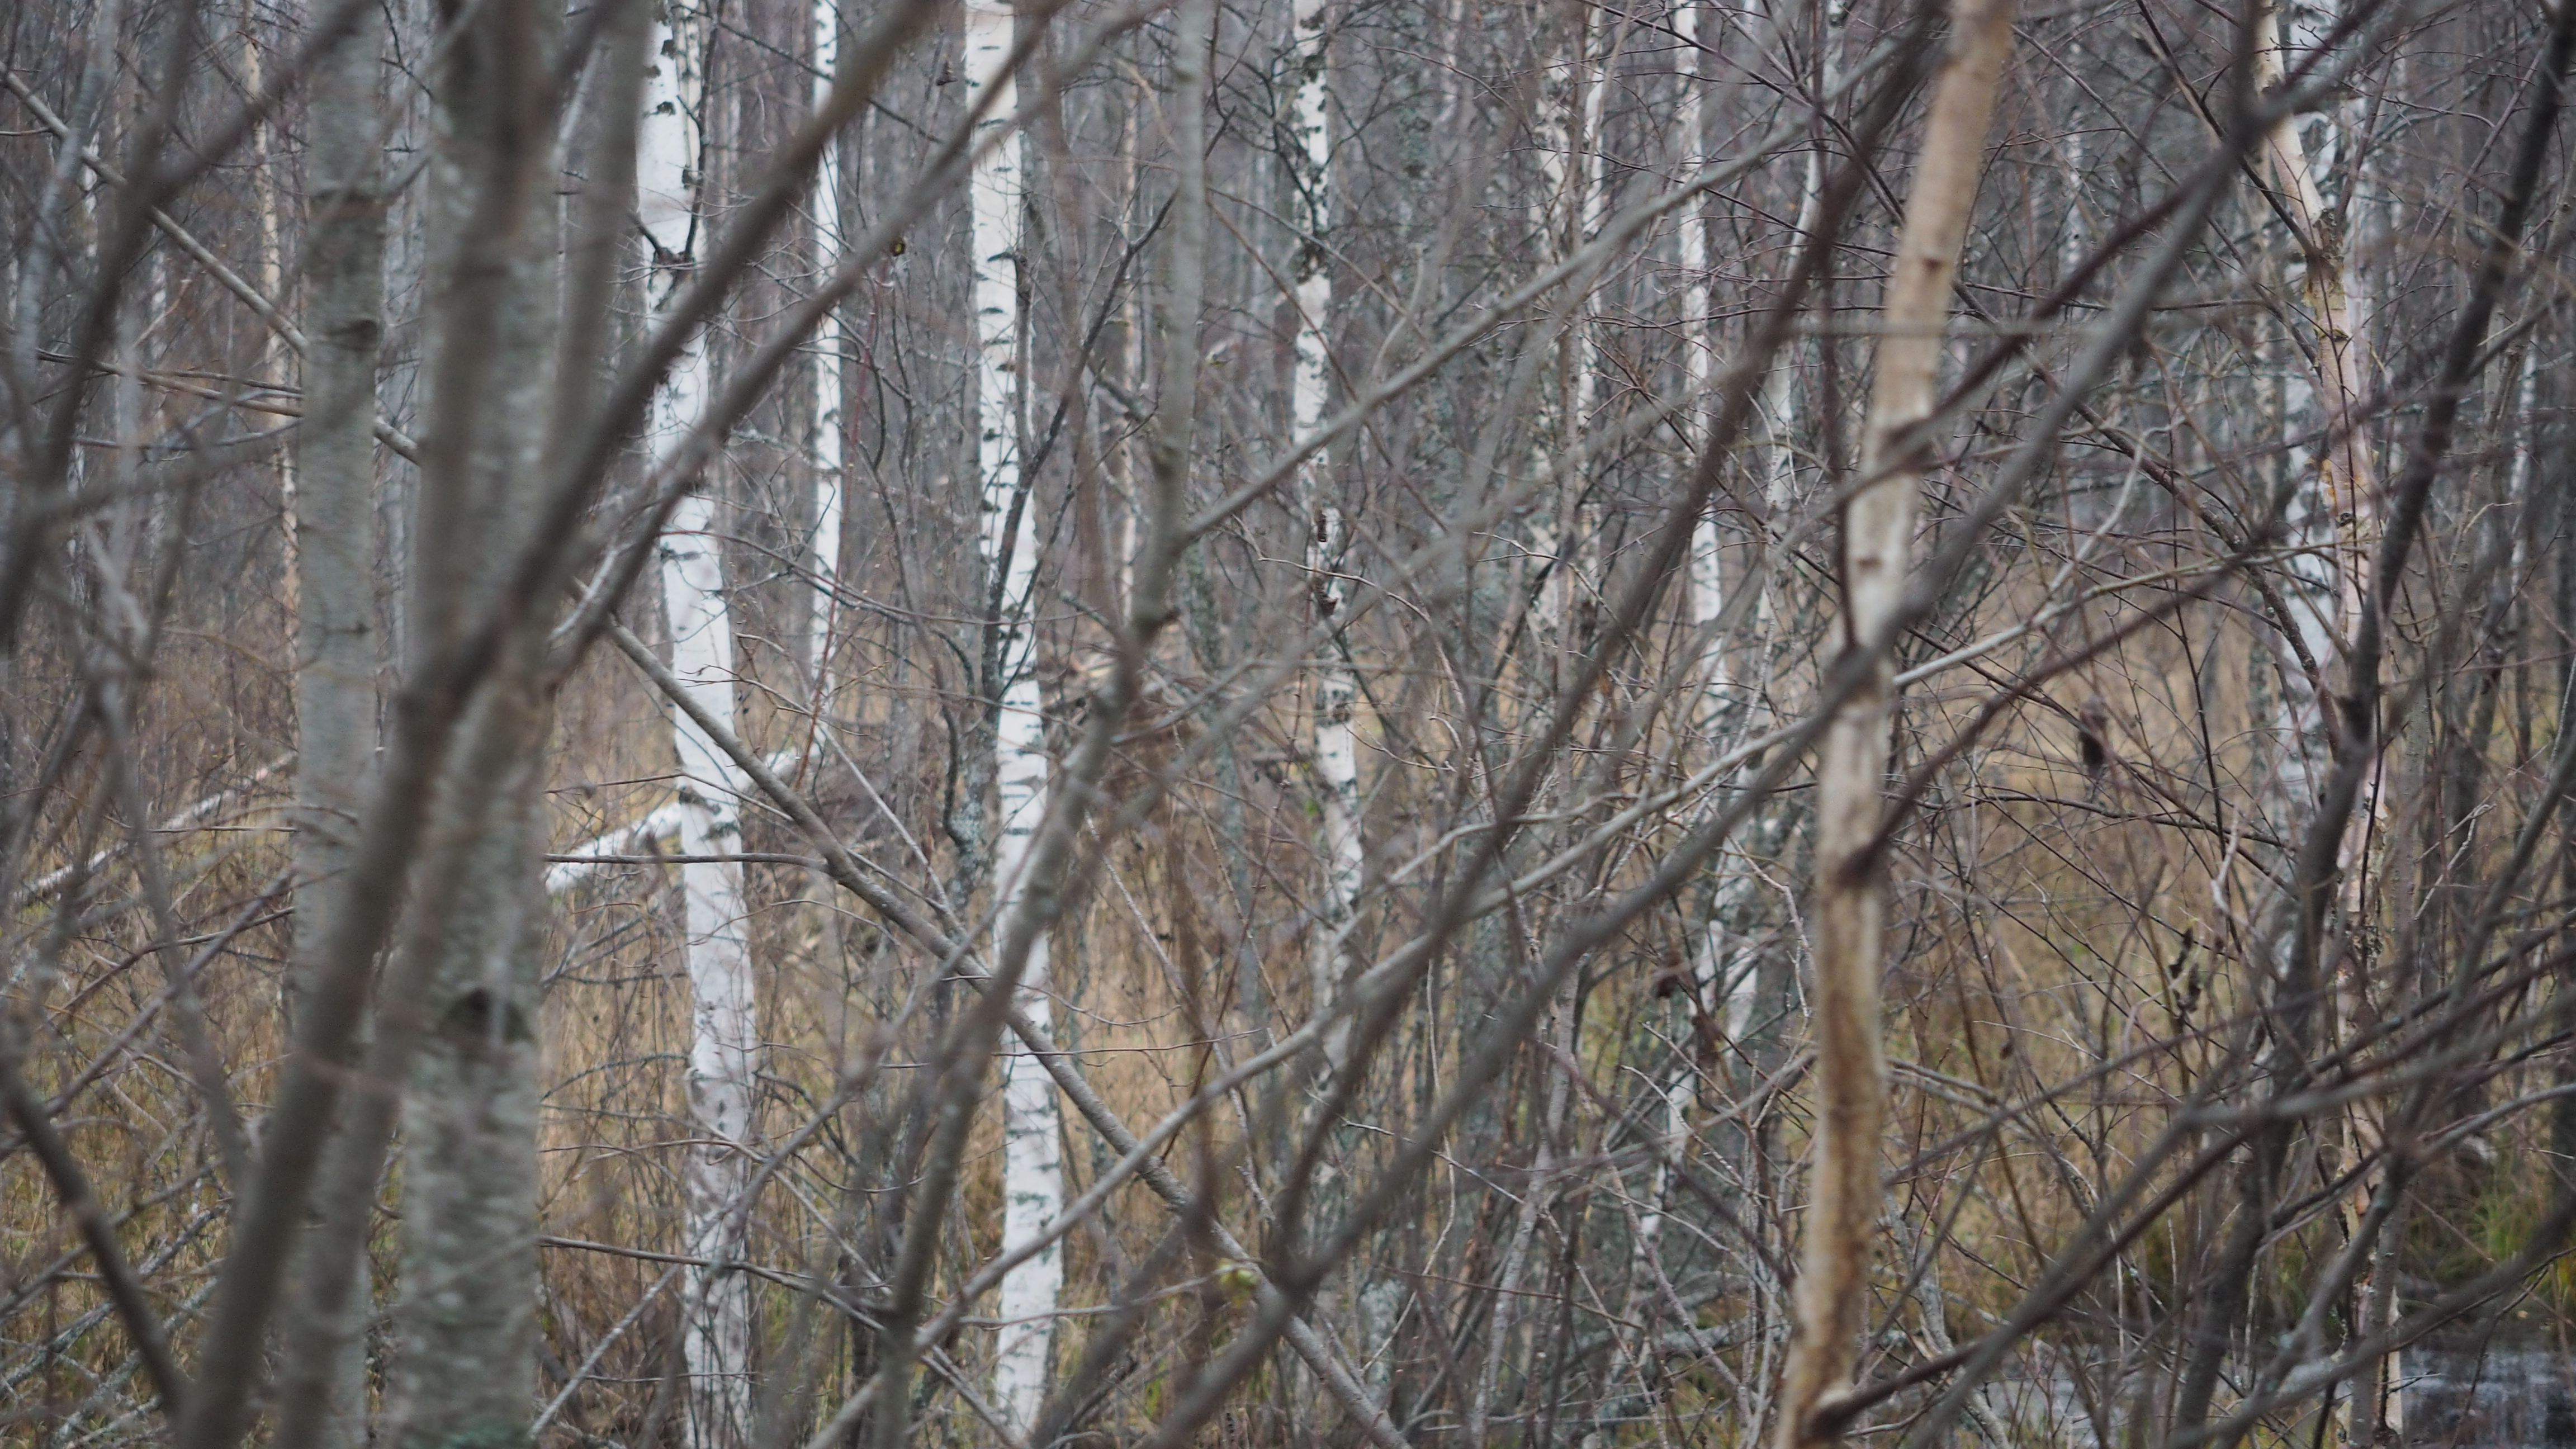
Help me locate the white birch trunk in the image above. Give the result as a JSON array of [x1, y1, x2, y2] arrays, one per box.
[[2253, 2, 2374, 823], [2259, 11, 2399, 1441], [1678, 0, 1755, 1033], [1663, 0, 1718, 1265], [965, 1, 1064, 1426], [1115, 102, 1145, 621], [810, 0, 846, 691], [804, 0, 852, 976], [1289, 0, 1362, 1073], [640, 8, 759, 1441], [247, 31, 296, 618], [1771, 0, 2014, 1441], [1529, 9, 1607, 661], [1678, 0, 1717, 731], [1707, 2, 1838, 1068], [1761, 0, 1838, 534]]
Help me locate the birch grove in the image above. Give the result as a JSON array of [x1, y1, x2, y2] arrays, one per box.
[[5, 0, 2576, 1447]]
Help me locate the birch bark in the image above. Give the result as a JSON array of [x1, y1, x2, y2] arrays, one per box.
[[640, 6, 761, 1441], [1772, 0, 2013, 1442], [245, 21, 294, 615], [1286, 0, 1361, 1074], [2252, 10, 2397, 1441], [2250, 2, 2371, 823], [964, 0, 1065, 1426], [1663, 0, 1720, 1275], [1529, 2, 1607, 670], [1679, 0, 1718, 740], [386, 2, 560, 1445], [804, 0, 851, 1005], [2255, 5, 2375, 578], [290, 0, 386, 1018], [286, 2, 385, 1441], [1712, 0, 1840, 1086], [811, 0, 847, 690]]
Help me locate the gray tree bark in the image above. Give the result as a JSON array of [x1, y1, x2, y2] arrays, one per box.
[[281, 0, 387, 1440], [382, 3, 562, 1445]]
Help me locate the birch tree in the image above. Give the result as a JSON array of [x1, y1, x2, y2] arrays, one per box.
[[384, 0, 562, 1441], [1286, 0, 1363, 1081], [811, 0, 847, 690], [639, 4, 762, 1440], [1773, 0, 2014, 1441], [283, 1, 384, 1441], [7, 2, 2576, 1447], [963, 0, 1066, 1426], [2248, 10, 2402, 1434]]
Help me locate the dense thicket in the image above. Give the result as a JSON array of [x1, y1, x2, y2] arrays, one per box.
[[1, 0, 2572, 1445]]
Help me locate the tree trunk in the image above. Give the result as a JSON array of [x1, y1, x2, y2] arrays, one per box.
[[811, 0, 847, 694], [1666, 0, 1728, 1300], [965, 0, 1065, 1427], [2251, 13, 2397, 1439], [283, 0, 386, 1440], [1770, 0, 2014, 1442], [2253, 1, 2375, 574], [639, 6, 761, 1443], [1528, 0, 1607, 677], [803, 0, 850, 1126], [1679, 0, 1718, 742], [1728, 1, 1840, 1093], [385, 2, 560, 1445], [2248, 0, 2370, 824], [1289, 0, 1362, 1077]]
